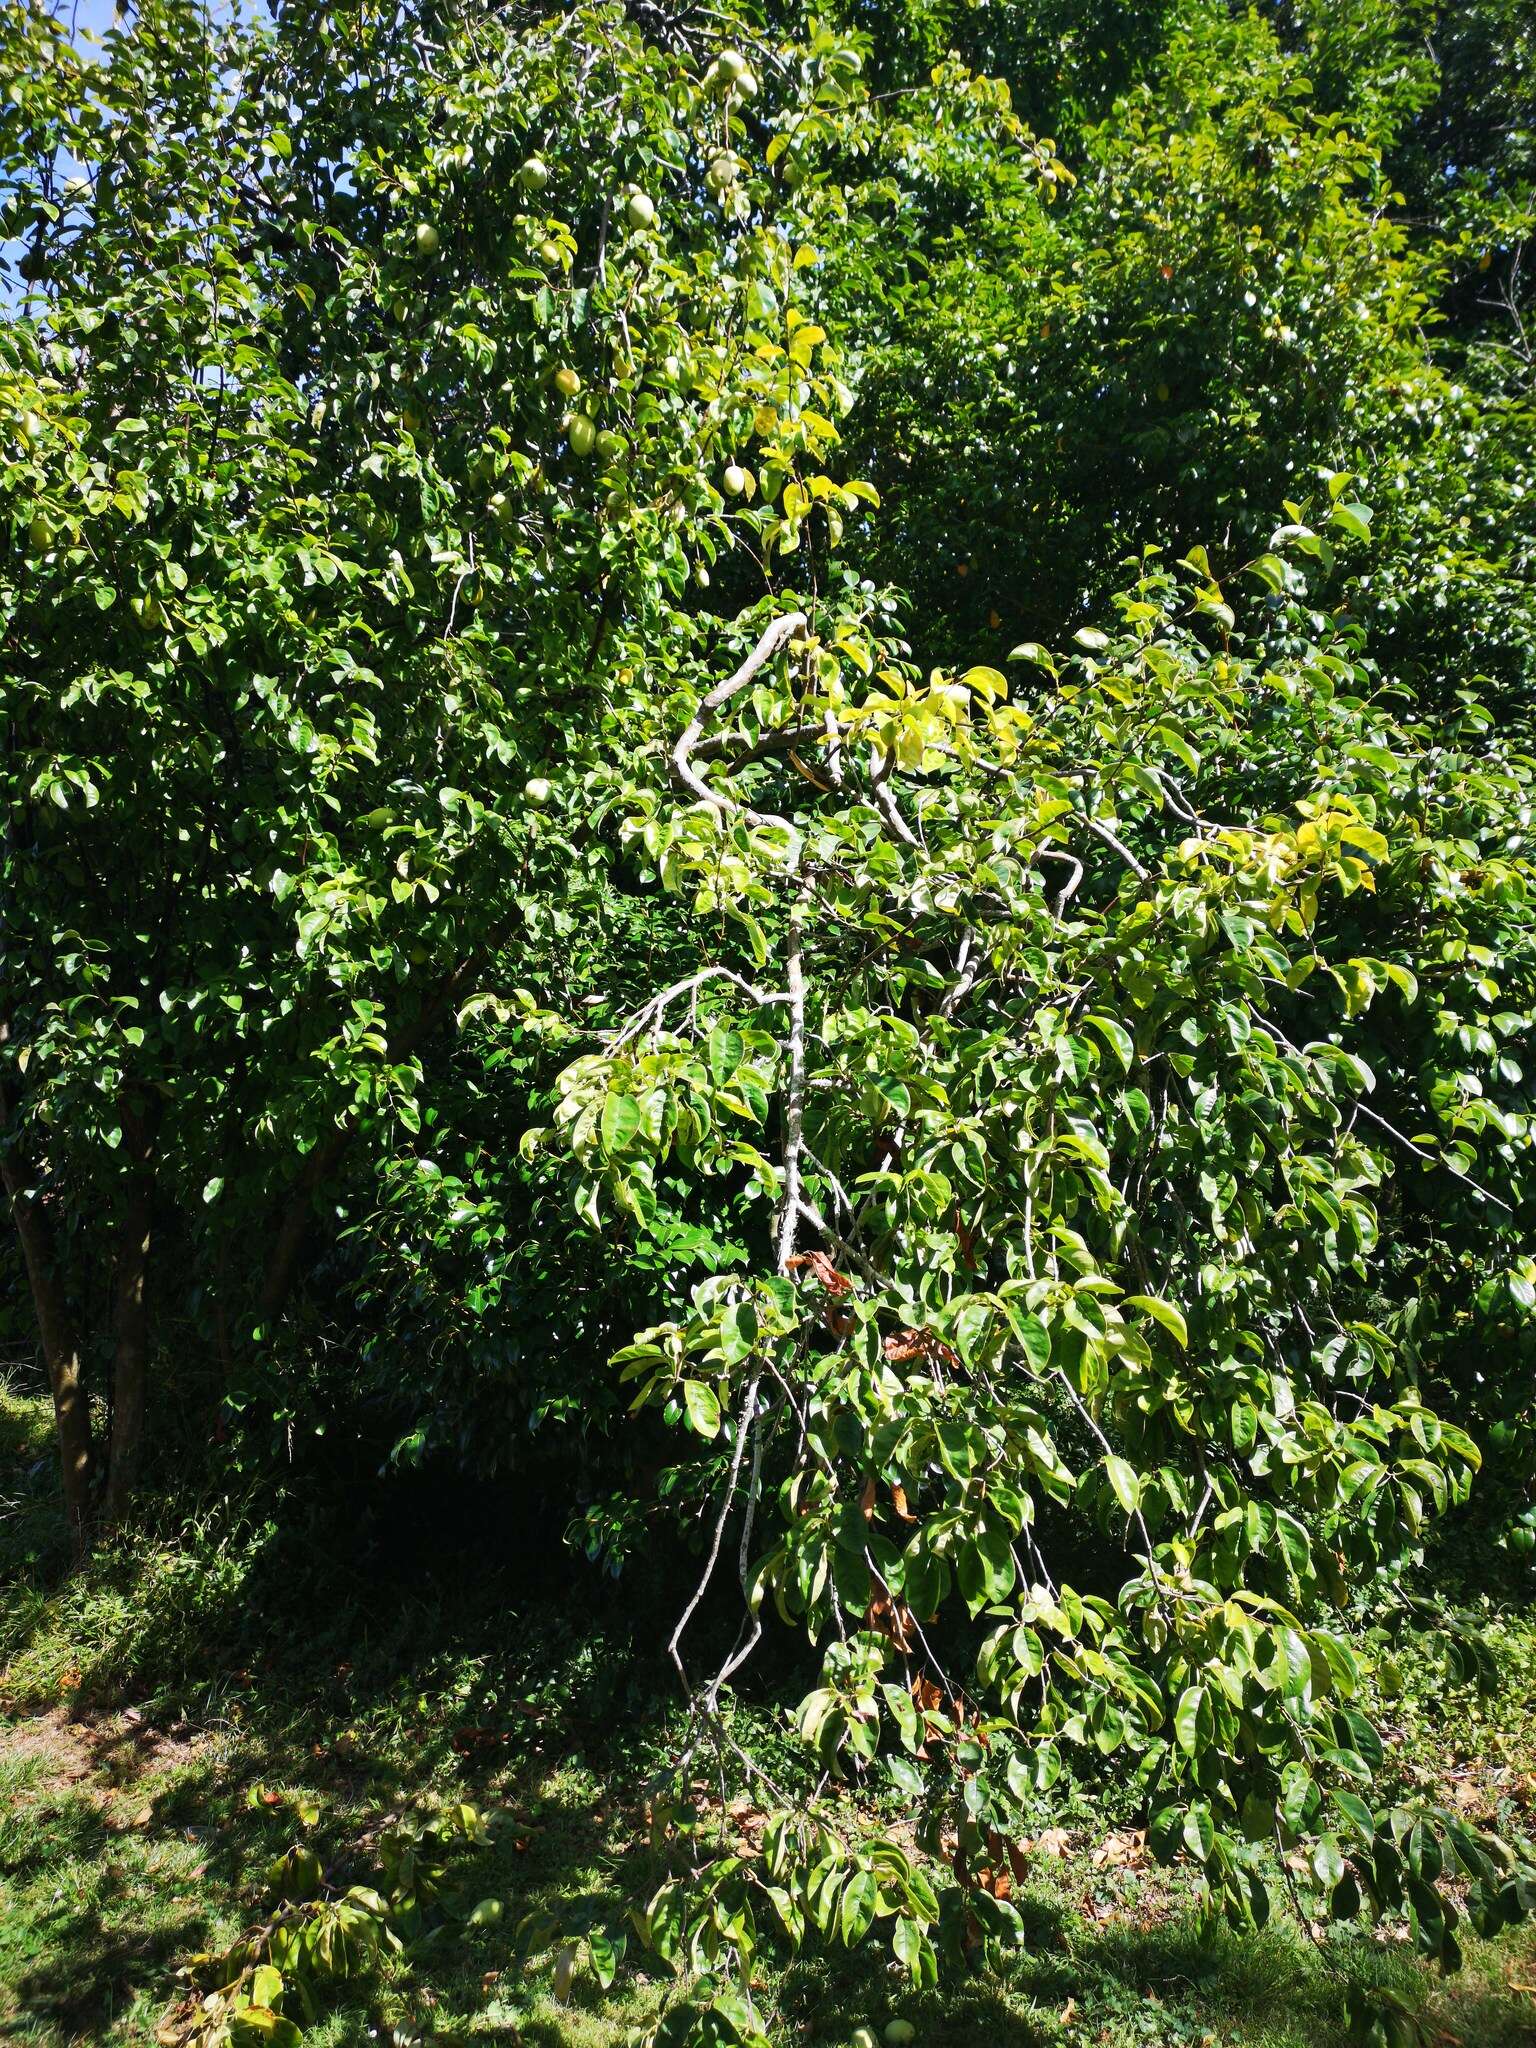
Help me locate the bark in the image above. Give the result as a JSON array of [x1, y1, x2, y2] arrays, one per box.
[[0, 1070, 95, 1557], [102, 1093, 160, 1528], [254, 1121, 353, 1327], [254, 956, 479, 1327]]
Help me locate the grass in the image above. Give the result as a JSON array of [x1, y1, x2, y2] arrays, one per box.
[[4, 1365, 1536, 2048]]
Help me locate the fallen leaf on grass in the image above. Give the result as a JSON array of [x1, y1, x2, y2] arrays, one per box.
[[1089, 1828, 1146, 1869]]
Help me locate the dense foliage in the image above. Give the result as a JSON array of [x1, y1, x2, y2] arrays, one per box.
[[3, 0, 1535, 2044]]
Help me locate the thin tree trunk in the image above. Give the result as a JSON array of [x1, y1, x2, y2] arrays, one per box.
[[0, 1067, 95, 1557], [254, 956, 479, 1326], [255, 1122, 352, 1327], [103, 1094, 159, 1528]]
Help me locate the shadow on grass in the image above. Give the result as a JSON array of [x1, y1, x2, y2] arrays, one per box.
[[6, 1390, 1536, 2048]]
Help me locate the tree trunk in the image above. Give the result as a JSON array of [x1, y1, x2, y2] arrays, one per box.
[[254, 1120, 353, 1328], [0, 1087, 95, 1558], [254, 956, 478, 1326], [103, 1094, 159, 1528]]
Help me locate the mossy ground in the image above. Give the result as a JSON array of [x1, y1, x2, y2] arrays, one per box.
[[4, 1368, 1536, 2048]]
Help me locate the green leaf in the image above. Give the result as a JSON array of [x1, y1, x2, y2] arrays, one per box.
[[600, 1093, 641, 1155], [1003, 1302, 1051, 1371], [681, 1381, 722, 1439], [1174, 1684, 1212, 1754], [1085, 1014, 1136, 1072], [708, 1027, 744, 1086], [1102, 1454, 1143, 1516], [839, 1868, 880, 1945], [1124, 1295, 1188, 1347]]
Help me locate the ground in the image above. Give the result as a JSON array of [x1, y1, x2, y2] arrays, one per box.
[[3, 1370, 1536, 2048]]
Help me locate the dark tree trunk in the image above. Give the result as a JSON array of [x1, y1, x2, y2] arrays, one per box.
[[0, 1078, 96, 1558], [255, 1121, 354, 1328], [103, 1093, 159, 1528], [254, 957, 478, 1326]]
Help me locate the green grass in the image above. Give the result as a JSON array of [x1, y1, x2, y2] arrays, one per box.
[[4, 1368, 1536, 2048]]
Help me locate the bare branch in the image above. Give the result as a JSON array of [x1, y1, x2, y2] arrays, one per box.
[[1081, 813, 1149, 881], [775, 905, 808, 1273], [610, 965, 785, 1049], [667, 1372, 763, 1696], [672, 611, 806, 839]]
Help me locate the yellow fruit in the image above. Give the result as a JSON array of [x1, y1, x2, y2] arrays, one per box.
[[539, 238, 564, 268], [717, 47, 748, 83], [722, 463, 750, 496], [553, 366, 581, 399]]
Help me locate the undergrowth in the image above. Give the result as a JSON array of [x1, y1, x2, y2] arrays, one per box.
[[3, 1369, 1536, 2048]]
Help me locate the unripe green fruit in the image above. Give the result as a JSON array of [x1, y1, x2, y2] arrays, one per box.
[[487, 491, 513, 525], [737, 66, 758, 97], [625, 191, 656, 230], [605, 488, 629, 514], [885, 2025, 916, 2048], [415, 221, 440, 256], [722, 463, 750, 497], [706, 153, 739, 192], [518, 156, 550, 193], [553, 366, 581, 399], [594, 430, 625, 463], [524, 777, 553, 809], [717, 47, 747, 83], [852, 2030, 879, 2048], [539, 238, 564, 269], [780, 155, 805, 190], [565, 414, 597, 457], [28, 513, 52, 553], [694, 562, 711, 588]]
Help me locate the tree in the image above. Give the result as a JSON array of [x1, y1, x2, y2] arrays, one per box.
[[0, 0, 883, 1536], [6, 1, 1536, 2037], [521, 511, 1536, 2034]]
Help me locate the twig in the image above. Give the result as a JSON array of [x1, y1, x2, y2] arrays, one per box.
[[671, 611, 806, 843], [611, 966, 784, 1049], [1081, 813, 1149, 881], [666, 1373, 763, 1696], [775, 906, 808, 1273]]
